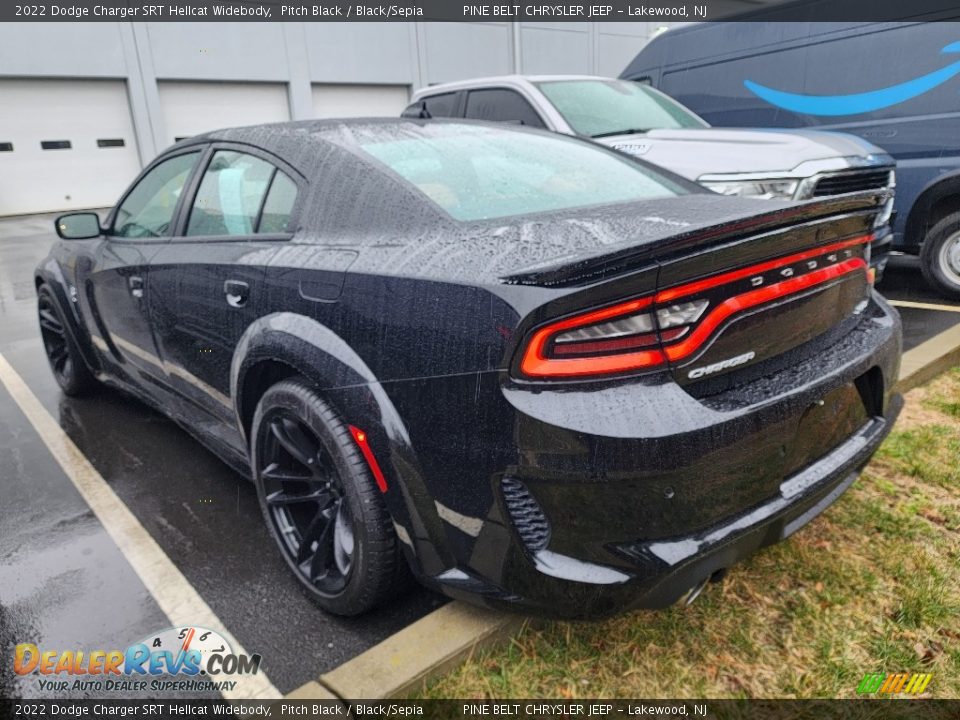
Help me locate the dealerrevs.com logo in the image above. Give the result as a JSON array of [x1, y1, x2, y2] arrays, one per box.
[[14, 626, 262, 694]]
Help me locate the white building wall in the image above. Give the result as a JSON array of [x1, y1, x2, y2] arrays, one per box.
[[0, 20, 675, 156], [520, 23, 593, 74], [0, 20, 683, 212]]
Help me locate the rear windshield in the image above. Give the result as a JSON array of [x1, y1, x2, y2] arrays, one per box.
[[359, 123, 687, 221], [536, 79, 707, 138]]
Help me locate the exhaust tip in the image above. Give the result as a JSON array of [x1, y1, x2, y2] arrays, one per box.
[[683, 576, 710, 606], [682, 568, 728, 606]]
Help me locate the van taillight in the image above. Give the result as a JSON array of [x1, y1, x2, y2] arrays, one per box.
[[518, 233, 872, 379]]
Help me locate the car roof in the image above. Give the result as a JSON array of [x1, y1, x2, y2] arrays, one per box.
[[166, 118, 479, 232], [170, 117, 465, 172], [165, 117, 639, 233], [410, 74, 619, 99], [175, 117, 421, 150]]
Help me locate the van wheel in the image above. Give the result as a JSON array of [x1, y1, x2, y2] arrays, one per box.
[[250, 379, 402, 616], [920, 211, 960, 299], [38, 284, 97, 396]]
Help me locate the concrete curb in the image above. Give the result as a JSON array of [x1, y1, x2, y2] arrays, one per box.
[[895, 323, 960, 393], [319, 602, 522, 700], [286, 320, 960, 703], [287, 602, 521, 700]]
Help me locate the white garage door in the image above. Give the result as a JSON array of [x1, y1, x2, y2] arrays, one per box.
[[311, 84, 410, 119], [158, 82, 291, 148], [0, 79, 142, 216]]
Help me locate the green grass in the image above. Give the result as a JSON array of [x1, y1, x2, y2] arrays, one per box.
[[419, 370, 960, 699]]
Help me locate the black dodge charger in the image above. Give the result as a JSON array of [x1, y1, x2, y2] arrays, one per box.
[[37, 119, 902, 618]]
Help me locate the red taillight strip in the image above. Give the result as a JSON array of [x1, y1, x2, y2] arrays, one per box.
[[348, 425, 388, 493], [663, 257, 866, 361], [521, 346, 666, 378], [518, 235, 871, 379], [520, 296, 666, 378], [655, 234, 872, 303]]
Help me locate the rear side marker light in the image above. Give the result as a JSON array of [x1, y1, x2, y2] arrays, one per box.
[[348, 425, 388, 493], [519, 233, 872, 379]]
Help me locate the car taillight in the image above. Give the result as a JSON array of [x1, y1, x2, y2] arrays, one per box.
[[519, 296, 710, 378], [656, 299, 709, 329], [519, 297, 666, 378], [518, 233, 872, 380]]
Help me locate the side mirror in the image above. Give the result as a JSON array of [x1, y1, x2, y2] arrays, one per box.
[[55, 212, 102, 240]]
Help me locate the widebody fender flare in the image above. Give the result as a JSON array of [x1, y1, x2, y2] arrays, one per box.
[[35, 259, 101, 376], [230, 312, 454, 575]]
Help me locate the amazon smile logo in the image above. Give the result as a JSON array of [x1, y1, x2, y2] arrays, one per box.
[[745, 41, 960, 116]]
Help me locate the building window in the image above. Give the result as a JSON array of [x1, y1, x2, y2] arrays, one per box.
[[41, 140, 71, 150], [97, 138, 126, 148], [0, 143, 12, 152]]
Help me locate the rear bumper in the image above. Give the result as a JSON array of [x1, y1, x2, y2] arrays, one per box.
[[417, 292, 902, 618], [459, 403, 900, 619], [609, 407, 899, 612]]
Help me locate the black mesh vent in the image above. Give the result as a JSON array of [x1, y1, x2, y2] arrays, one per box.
[[502, 477, 550, 551], [812, 170, 891, 197]]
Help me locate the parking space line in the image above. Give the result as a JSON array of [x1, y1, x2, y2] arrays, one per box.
[[888, 299, 960, 313], [0, 353, 279, 699]]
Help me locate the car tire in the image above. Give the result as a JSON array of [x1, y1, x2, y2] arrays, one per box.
[[250, 378, 404, 616], [920, 211, 960, 299], [37, 284, 97, 396]]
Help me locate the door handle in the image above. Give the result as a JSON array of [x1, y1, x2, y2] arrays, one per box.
[[128, 276, 144, 299], [224, 280, 249, 308]]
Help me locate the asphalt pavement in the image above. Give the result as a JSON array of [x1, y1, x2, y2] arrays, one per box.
[[0, 213, 444, 699], [0, 214, 958, 700], [877, 254, 960, 351]]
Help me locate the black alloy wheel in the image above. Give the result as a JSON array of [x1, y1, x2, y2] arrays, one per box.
[[250, 379, 403, 616], [37, 284, 96, 396]]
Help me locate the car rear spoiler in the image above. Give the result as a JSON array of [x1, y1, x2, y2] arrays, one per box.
[[501, 191, 888, 288]]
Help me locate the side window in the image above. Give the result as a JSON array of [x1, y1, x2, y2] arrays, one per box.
[[464, 89, 546, 128], [186, 150, 277, 236], [112, 151, 200, 239], [258, 172, 298, 233], [402, 92, 460, 119]]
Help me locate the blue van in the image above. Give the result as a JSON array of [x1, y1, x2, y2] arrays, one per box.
[[623, 17, 960, 298]]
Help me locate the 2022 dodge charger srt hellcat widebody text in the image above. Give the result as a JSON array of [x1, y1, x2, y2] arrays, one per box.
[[37, 119, 902, 618]]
